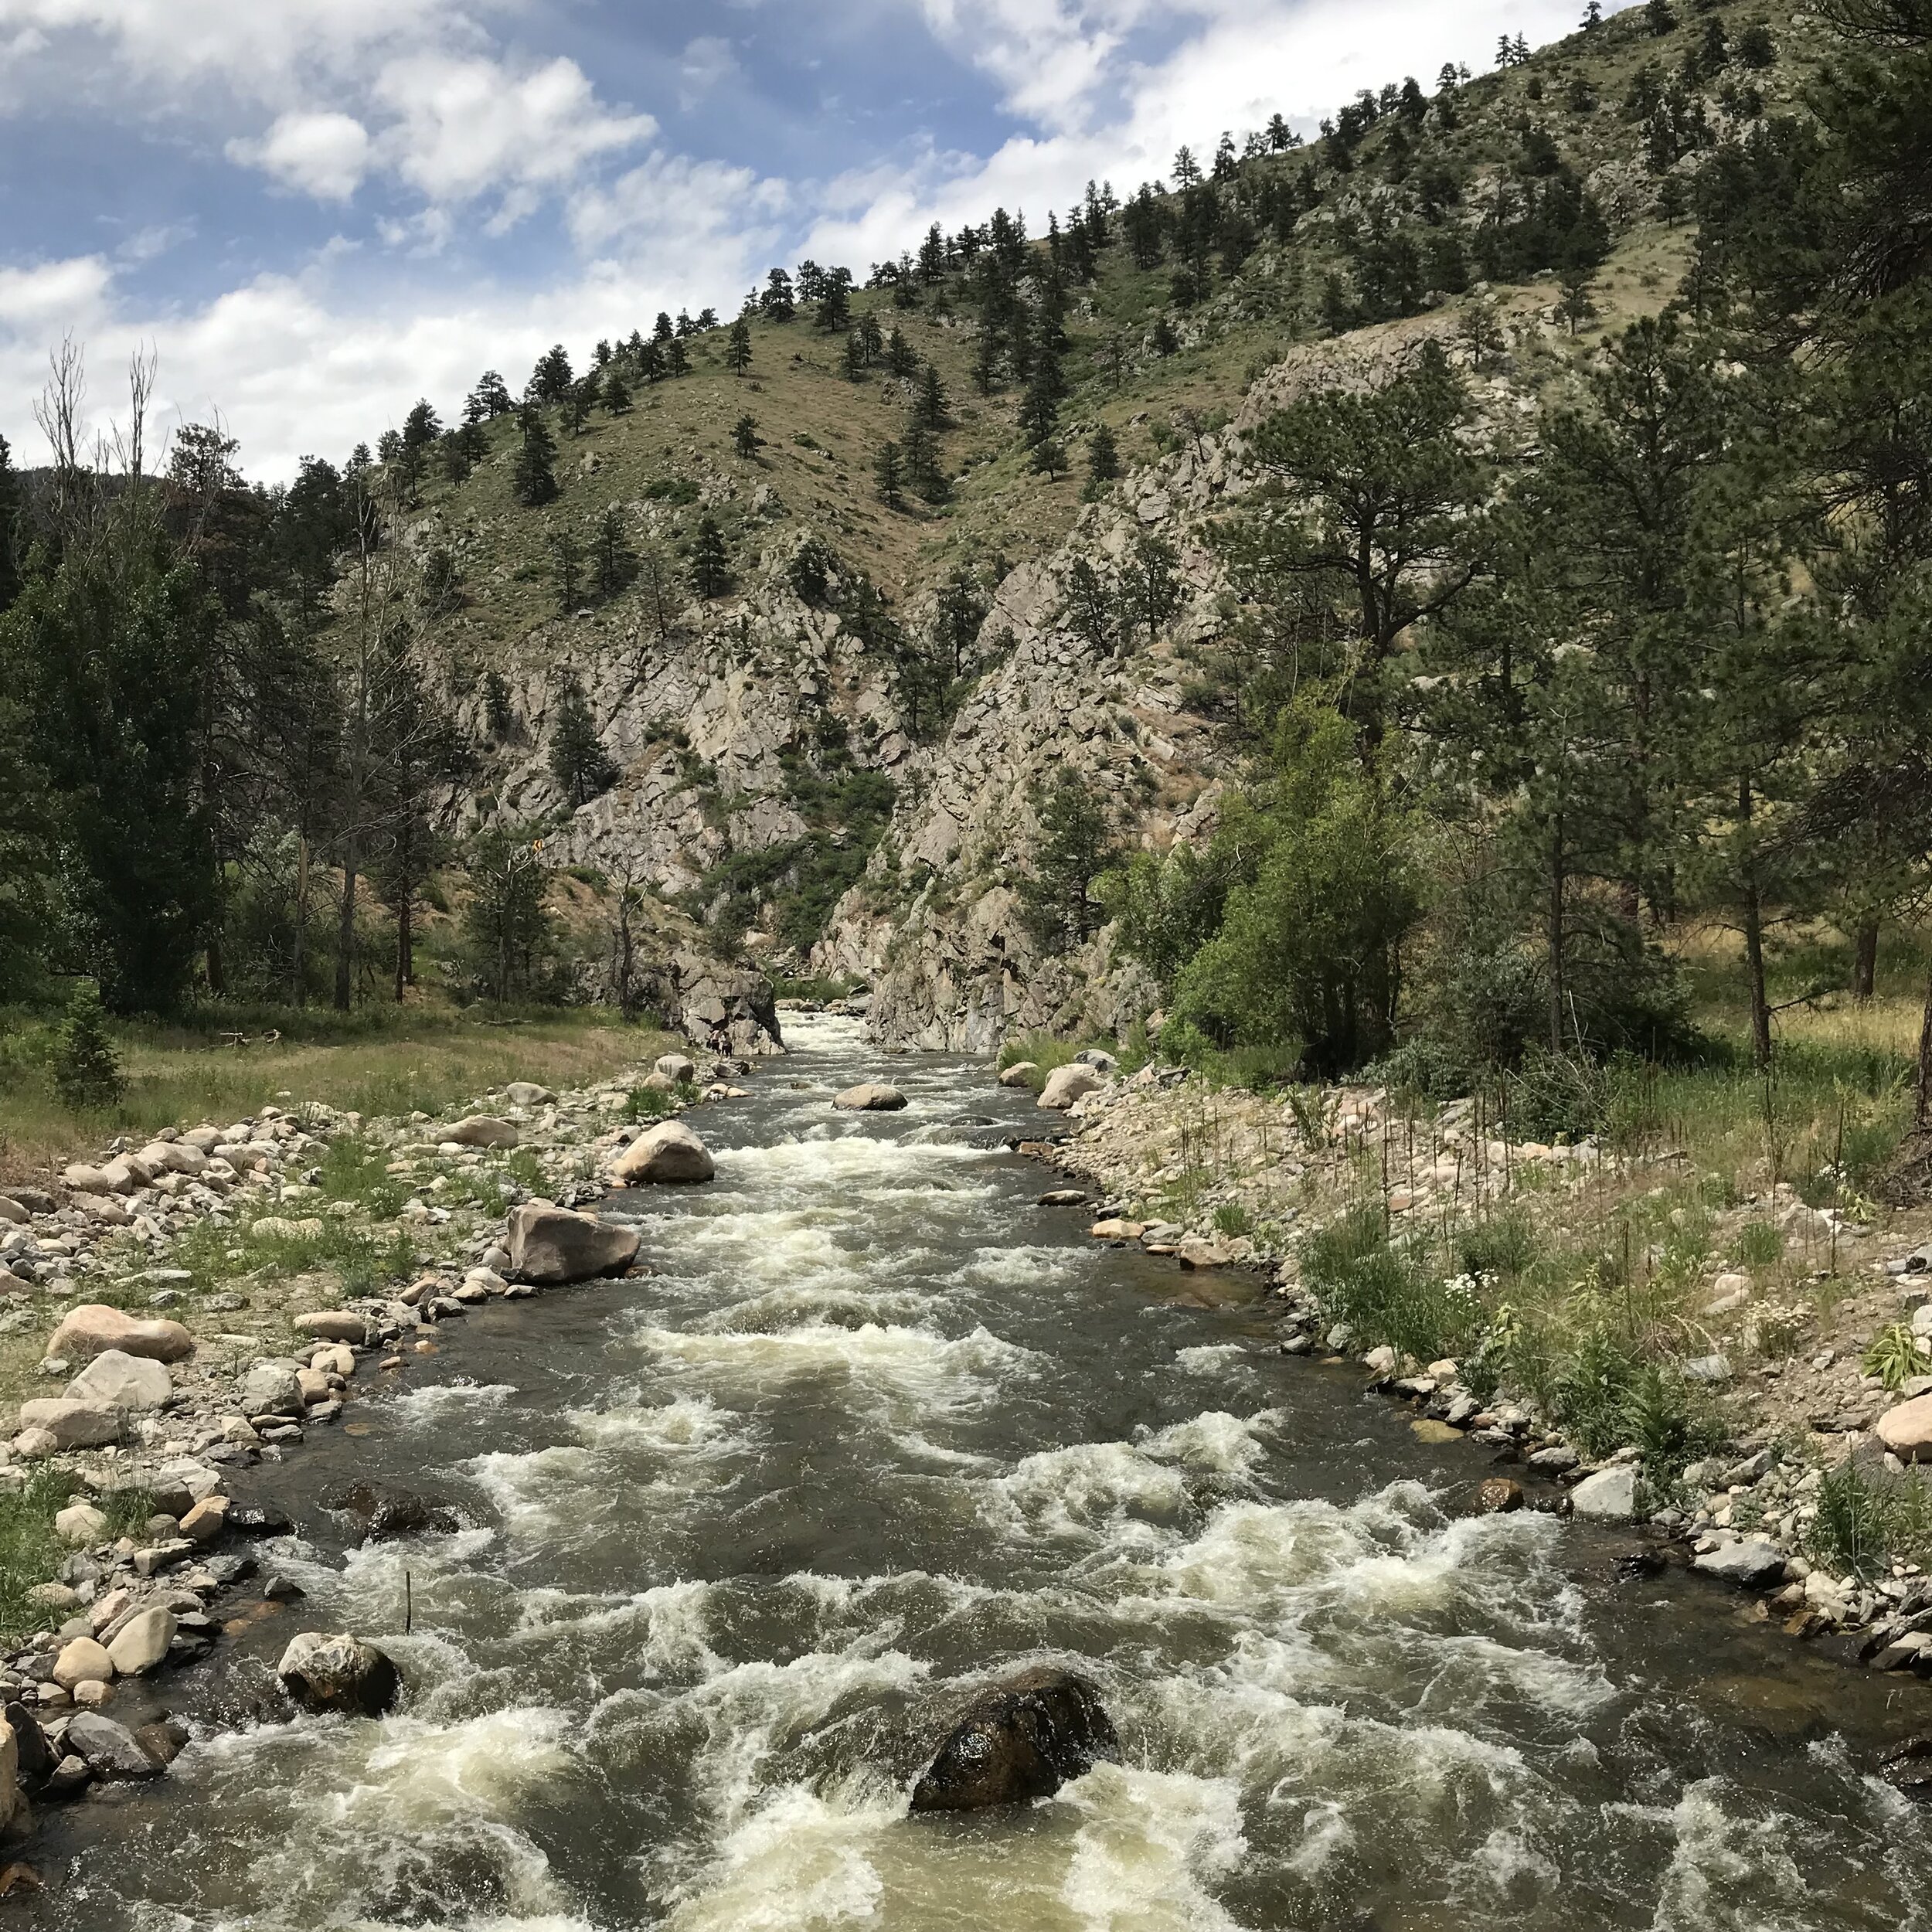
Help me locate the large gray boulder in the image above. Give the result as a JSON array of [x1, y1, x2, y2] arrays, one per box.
[[240, 1363, 304, 1417], [17, 1399, 122, 1449], [1693, 1538, 1787, 1589], [66, 1349, 173, 1412], [654, 1053, 697, 1084], [834, 1083, 906, 1112], [277, 1631, 400, 1716], [445, 1116, 519, 1149], [909, 1667, 1120, 1812], [47, 1304, 194, 1365], [1037, 1065, 1104, 1111], [106, 1606, 176, 1677], [66, 1712, 163, 1779], [507, 1204, 641, 1284], [1570, 1464, 1640, 1521], [611, 1120, 716, 1185]]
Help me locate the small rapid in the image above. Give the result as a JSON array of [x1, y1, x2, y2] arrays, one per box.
[[32, 1017, 1932, 1930]]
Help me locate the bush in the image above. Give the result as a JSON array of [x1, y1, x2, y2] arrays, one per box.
[[1301, 1205, 1484, 1364], [1808, 1463, 1903, 1582], [52, 981, 124, 1110]]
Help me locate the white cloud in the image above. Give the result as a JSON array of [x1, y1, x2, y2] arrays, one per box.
[[679, 35, 740, 111], [229, 111, 373, 202], [372, 53, 655, 209]]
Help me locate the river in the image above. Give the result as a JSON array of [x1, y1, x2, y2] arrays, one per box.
[[27, 1017, 1932, 1930]]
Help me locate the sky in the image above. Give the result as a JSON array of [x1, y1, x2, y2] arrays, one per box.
[[0, 0, 1634, 482]]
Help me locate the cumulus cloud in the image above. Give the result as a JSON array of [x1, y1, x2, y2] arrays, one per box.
[[229, 111, 373, 202], [679, 35, 741, 111]]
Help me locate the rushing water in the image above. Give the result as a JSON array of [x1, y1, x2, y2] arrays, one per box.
[[31, 1018, 1932, 1930]]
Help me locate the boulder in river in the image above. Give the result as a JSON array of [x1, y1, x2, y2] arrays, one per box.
[[508, 1204, 642, 1282], [998, 1063, 1038, 1089], [1475, 1478, 1525, 1514], [1692, 1538, 1787, 1588], [1570, 1464, 1640, 1521], [325, 1482, 459, 1542], [1037, 1066, 1104, 1111], [277, 1632, 400, 1717], [909, 1666, 1120, 1813], [1881, 1733, 1932, 1801], [64, 1712, 162, 1780], [835, 1083, 906, 1111], [106, 1607, 175, 1677], [611, 1121, 716, 1185], [46, 1304, 194, 1365]]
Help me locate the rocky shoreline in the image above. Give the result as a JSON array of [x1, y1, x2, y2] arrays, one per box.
[[0, 1045, 752, 1839], [1021, 1057, 1932, 1785]]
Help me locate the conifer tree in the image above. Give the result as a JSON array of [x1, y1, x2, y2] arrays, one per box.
[[0, 432, 18, 616], [665, 338, 691, 378], [726, 316, 753, 376], [530, 344, 574, 403], [594, 506, 634, 600], [471, 370, 515, 417], [513, 406, 559, 507], [912, 364, 951, 431], [52, 981, 124, 1108], [690, 515, 730, 597], [858, 311, 884, 364], [875, 440, 904, 508], [1019, 770, 1118, 954], [761, 268, 796, 321], [886, 328, 918, 377], [1085, 422, 1122, 498], [549, 672, 616, 808], [602, 366, 631, 413], [548, 526, 583, 612], [842, 332, 867, 382], [733, 414, 764, 459], [903, 421, 947, 504]]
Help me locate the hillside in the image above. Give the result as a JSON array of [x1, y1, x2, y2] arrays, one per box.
[[347, 0, 1808, 1050]]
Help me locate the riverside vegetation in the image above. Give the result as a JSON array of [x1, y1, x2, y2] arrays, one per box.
[[5, 0, 1932, 1835]]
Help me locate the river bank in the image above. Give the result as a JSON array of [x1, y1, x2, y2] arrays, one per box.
[[1032, 1059, 1932, 1692], [2, 1019, 1931, 1927]]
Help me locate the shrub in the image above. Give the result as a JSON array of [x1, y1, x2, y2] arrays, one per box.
[[52, 982, 124, 1110], [1552, 1320, 1641, 1457], [1808, 1463, 1900, 1582], [1864, 1322, 1928, 1393], [1727, 1220, 1784, 1268], [1301, 1205, 1484, 1364]]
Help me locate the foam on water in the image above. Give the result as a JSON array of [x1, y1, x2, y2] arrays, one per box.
[[389, 1381, 521, 1425]]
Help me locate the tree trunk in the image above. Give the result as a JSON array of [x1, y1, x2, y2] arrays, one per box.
[[291, 835, 309, 1007], [1548, 810, 1566, 1056], [1917, 966, 1932, 1130], [1852, 916, 1879, 1002], [395, 892, 411, 1004], [1739, 777, 1772, 1073], [334, 842, 358, 1013]]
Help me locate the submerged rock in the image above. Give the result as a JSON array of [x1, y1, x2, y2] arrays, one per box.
[[64, 1713, 162, 1780], [1880, 1733, 1932, 1801], [325, 1482, 458, 1542], [909, 1666, 1120, 1813], [277, 1632, 400, 1717]]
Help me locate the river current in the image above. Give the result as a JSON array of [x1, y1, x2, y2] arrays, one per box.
[[29, 1017, 1932, 1930]]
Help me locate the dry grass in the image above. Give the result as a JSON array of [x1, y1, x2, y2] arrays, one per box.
[[0, 1011, 672, 1188]]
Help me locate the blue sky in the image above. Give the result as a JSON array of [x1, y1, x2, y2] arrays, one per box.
[[0, 1, 1629, 480]]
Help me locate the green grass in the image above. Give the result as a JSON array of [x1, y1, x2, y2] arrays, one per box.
[[1807, 1462, 1932, 1583], [0, 1466, 75, 1638]]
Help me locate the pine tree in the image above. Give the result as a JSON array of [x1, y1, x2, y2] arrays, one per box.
[[842, 332, 867, 382], [733, 414, 764, 459], [471, 370, 515, 417], [903, 421, 948, 504], [1172, 145, 1202, 188], [690, 515, 730, 598], [761, 268, 796, 321], [858, 311, 885, 364], [530, 344, 574, 403], [1645, 0, 1675, 33], [1019, 770, 1118, 955], [1029, 437, 1067, 481], [51, 981, 124, 1109], [1061, 557, 1115, 652], [513, 406, 559, 507], [0, 432, 18, 616], [913, 364, 951, 431], [665, 337, 691, 378], [602, 366, 632, 413], [886, 328, 918, 377], [1557, 264, 1598, 335], [1583, 0, 1603, 27], [464, 828, 554, 1005], [726, 316, 753, 376], [876, 440, 905, 508], [548, 526, 583, 612], [594, 506, 634, 600], [1117, 532, 1184, 647], [549, 672, 617, 808], [1085, 422, 1122, 498]]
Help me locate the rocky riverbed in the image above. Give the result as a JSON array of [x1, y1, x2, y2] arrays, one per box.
[[0, 1044, 754, 1832]]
